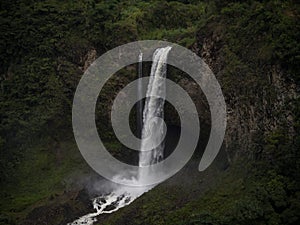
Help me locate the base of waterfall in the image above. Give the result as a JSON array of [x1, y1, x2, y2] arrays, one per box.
[[67, 179, 153, 225]]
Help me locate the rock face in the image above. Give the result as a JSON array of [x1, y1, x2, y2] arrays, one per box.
[[82, 49, 97, 72], [194, 25, 298, 163]]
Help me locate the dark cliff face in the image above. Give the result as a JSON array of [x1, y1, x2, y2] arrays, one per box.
[[194, 17, 298, 165], [166, 19, 298, 166]]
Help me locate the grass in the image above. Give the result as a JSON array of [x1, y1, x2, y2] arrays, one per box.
[[0, 138, 88, 223]]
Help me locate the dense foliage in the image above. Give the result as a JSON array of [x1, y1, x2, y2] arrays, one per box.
[[0, 0, 299, 224]]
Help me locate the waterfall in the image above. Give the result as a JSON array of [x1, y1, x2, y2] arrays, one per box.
[[139, 47, 171, 184], [68, 47, 171, 225], [136, 52, 143, 139]]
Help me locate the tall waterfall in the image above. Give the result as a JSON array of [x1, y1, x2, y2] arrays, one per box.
[[68, 47, 171, 225], [139, 47, 171, 182]]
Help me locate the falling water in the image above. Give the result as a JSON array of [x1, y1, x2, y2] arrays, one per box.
[[68, 47, 171, 225], [136, 52, 143, 138], [139, 47, 171, 167]]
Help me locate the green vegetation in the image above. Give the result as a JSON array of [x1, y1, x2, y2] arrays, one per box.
[[98, 158, 300, 225], [0, 0, 299, 224]]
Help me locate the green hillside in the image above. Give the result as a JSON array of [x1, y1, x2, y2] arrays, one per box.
[[0, 0, 299, 224]]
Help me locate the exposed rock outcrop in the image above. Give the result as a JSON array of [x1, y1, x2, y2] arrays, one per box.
[[195, 25, 298, 163]]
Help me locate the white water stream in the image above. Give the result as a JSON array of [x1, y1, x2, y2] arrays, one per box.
[[68, 47, 171, 225]]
